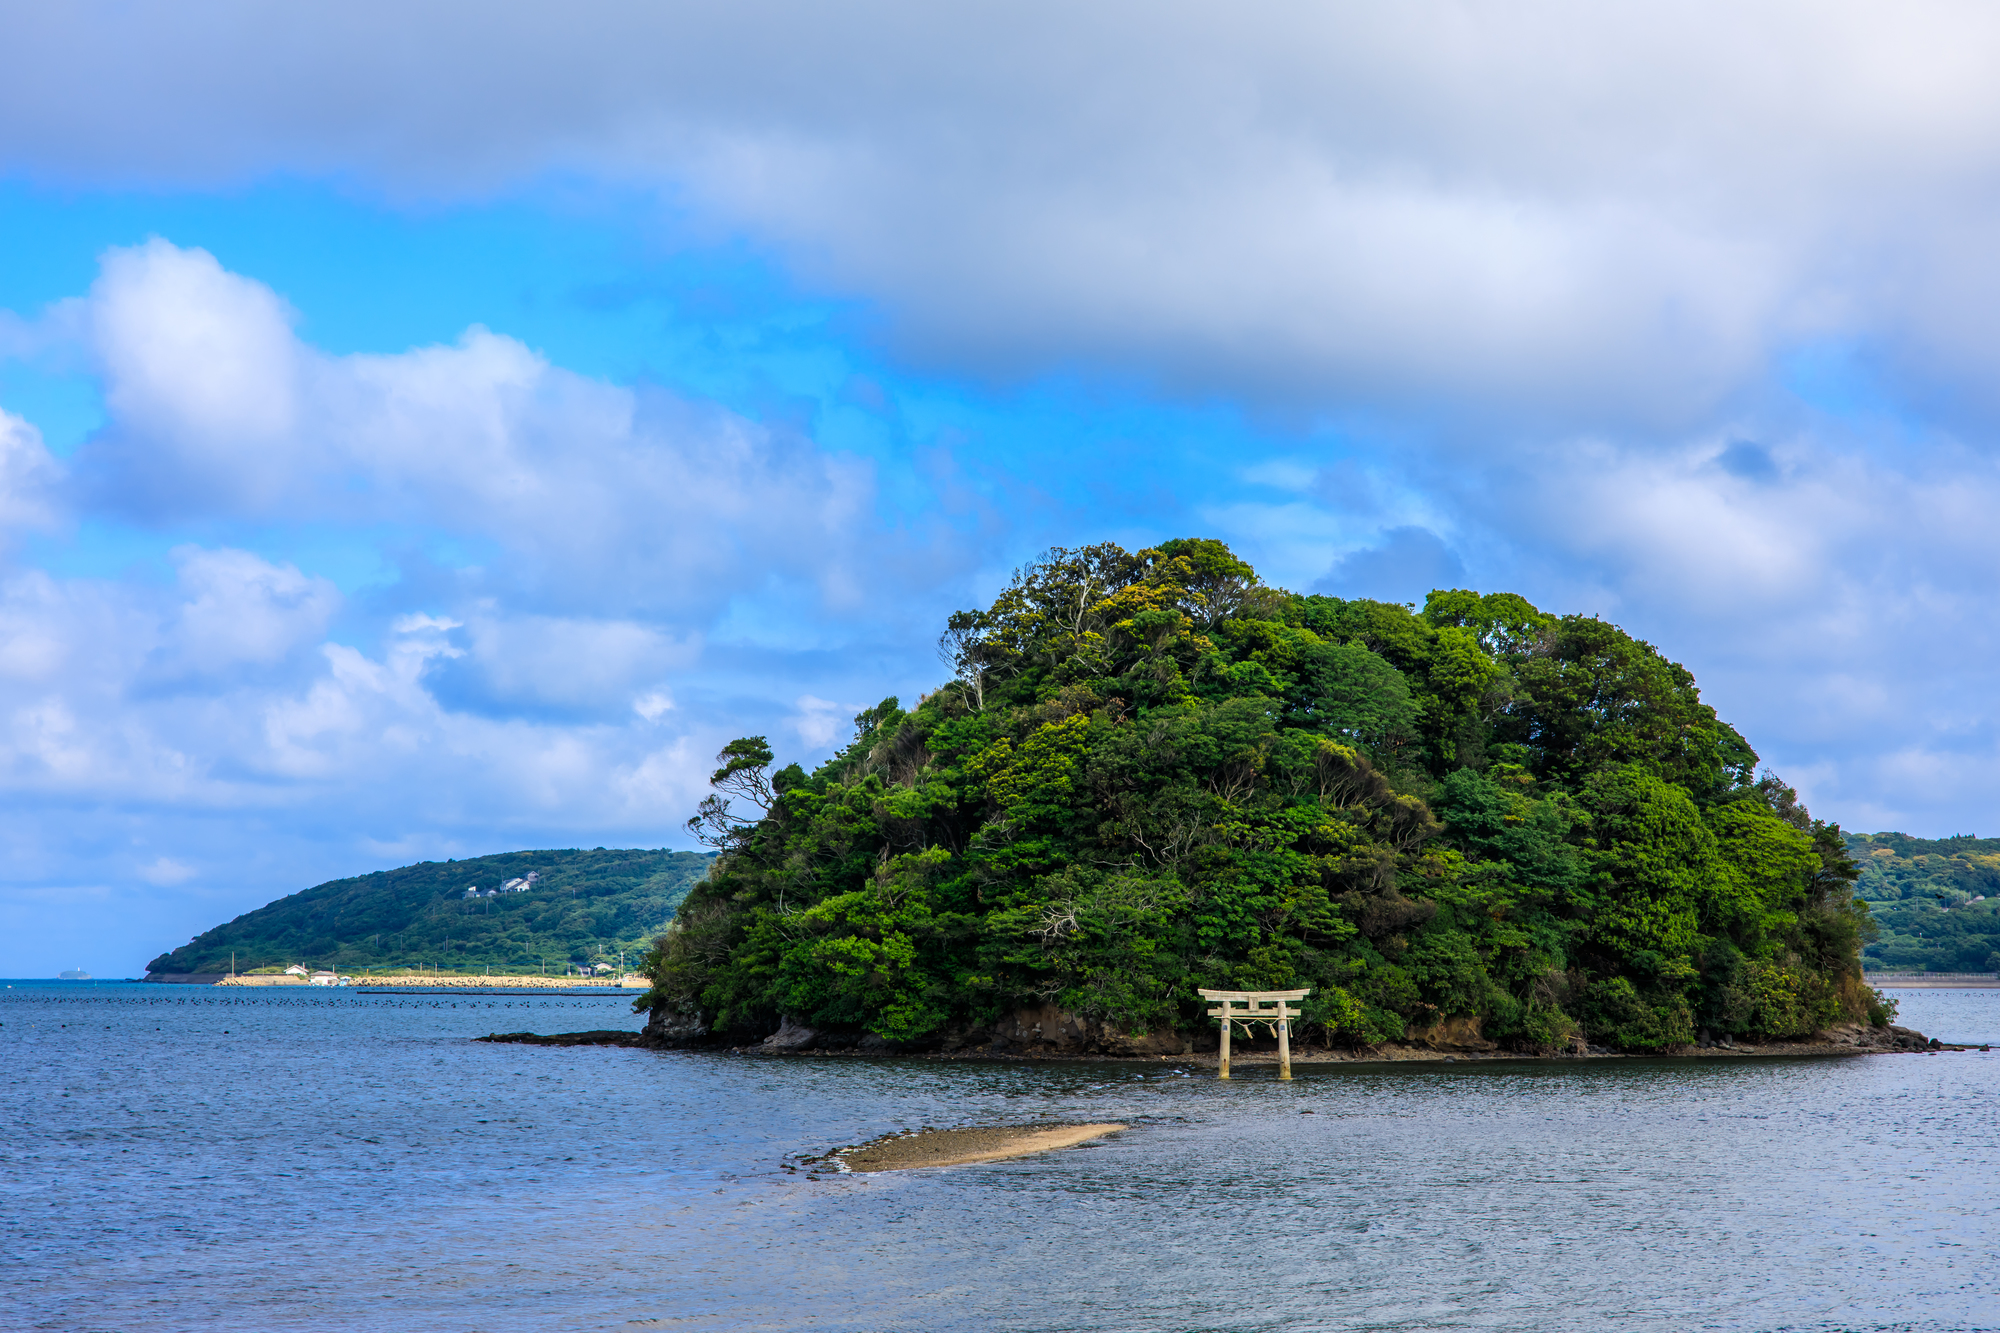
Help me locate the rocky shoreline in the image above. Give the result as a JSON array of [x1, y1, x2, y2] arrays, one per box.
[[476, 1029, 651, 1047], [479, 1014, 1984, 1063]]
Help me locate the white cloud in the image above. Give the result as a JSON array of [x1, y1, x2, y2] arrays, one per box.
[[165, 546, 341, 673], [791, 695, 855, 750], [88, 240, 301, 499], [454, 611, 696, 713], [0, 553, 736, 833], [138, 856, 195, 886], [69, 241, 881, 622], [11, 5, 2000, 428], [0, 410, 62, 536]]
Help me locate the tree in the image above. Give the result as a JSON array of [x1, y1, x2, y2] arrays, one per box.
[[645, 537, 1875, 1052], [685, 737, 777, 848]]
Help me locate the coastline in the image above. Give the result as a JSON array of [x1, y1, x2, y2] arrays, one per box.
[[481, 1019, 1984, 1062], [179, 973, 649, 989]]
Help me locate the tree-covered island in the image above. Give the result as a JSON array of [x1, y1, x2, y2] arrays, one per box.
[[640, 539, 1898, 1056]]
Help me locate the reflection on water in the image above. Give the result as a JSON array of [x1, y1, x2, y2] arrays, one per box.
[[3, 981, 1997, 1332]]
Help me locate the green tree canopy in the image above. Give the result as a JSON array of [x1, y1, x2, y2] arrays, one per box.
[[645, 539, 1875, 1053]]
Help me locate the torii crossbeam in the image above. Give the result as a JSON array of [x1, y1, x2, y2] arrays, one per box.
[[1197, 988, 1311, 1080]]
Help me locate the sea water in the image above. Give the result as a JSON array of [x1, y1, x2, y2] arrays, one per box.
[[3, 980, 1995, 1333]]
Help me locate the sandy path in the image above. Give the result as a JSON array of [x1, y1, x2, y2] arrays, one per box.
[[836, 1123, 1125, 1171]]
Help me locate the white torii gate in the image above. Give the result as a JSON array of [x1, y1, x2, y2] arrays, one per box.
[[1198, 988, 1311, 1080]]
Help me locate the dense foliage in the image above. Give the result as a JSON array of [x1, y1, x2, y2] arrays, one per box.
[[646, 540, 1882, 1052], [147, 849, 713, 975], [1849, 832, 2000, 972]]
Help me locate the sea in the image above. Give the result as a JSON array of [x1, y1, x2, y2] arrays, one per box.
[[3, 981, 1996, 1333]]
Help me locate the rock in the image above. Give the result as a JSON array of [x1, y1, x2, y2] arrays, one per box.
[[762, 1016, 819, 1052], [1104, 1026, 1195, 1057], [477, 1030, 646, 1047], [1405, 1015, 1498, 1053], [985, 1002, 1193, 1056], [1788, 1021, 1937, 1054], [642, 1001, 713, 1048]]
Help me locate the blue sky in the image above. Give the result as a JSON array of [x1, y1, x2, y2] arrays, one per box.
[[7, 1, 2000, 976]]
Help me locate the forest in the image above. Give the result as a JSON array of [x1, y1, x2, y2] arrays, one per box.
[[147, 848, 713, 976], [1848, 832, 2000, 973], [643, 539, 1886, 1053]]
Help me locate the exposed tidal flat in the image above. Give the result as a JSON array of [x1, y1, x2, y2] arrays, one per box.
[[4, 982, 1998, 1333]]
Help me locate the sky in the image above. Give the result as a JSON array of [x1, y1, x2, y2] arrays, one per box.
[[6, 0, 2000, 976]]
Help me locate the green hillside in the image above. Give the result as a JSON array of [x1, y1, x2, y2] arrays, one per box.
[[146, 848, 714, 976], [648, 539, 1883, 1054], [1848, 832, 2000, 972]]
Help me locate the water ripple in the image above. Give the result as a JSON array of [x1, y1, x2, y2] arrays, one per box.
[[2, 982, 1995, 1332]]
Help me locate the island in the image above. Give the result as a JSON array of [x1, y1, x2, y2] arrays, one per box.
[[630, 538, 1933, 1061]]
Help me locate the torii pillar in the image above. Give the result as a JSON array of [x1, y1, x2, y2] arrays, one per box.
[[1198, 988, 1311, 1079]]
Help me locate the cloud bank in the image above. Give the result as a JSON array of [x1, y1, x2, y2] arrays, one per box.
[[10, 2, 2000, 427]]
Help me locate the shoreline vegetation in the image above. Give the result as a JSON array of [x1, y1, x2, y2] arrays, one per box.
[[634, 540, 1908, 1060]]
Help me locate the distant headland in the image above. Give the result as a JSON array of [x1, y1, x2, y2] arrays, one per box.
[[145, 848, 713, 981]]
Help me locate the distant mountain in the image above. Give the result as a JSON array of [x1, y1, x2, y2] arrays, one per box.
[[146, 848, 715, 976], [1847, 832, 2000, 972]]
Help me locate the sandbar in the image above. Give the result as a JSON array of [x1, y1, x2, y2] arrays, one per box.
[[836, 1122, 1125, 1171]]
